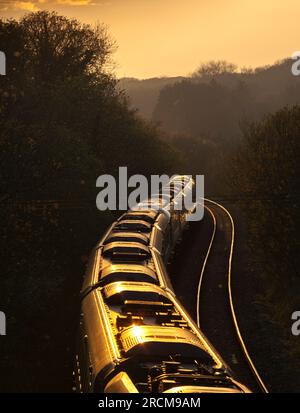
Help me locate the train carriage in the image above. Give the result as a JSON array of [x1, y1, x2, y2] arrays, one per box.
[[75, 175, 250, 393]]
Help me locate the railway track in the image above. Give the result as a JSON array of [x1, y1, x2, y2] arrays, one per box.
[[196, 198, 268, 393], [75, 176, 254, 393]]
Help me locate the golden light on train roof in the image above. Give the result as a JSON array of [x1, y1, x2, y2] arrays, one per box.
[[131, 325, 144, 343]]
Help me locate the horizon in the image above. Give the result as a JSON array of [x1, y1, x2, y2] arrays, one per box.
[[1, 1, 299, 79], [119, 57, 291, 81]]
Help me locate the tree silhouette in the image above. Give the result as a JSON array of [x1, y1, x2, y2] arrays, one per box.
[[0, 11, 177, 391], [192, 60, 237, 79]]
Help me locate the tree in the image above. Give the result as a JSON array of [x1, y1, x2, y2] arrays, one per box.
[[192, 60, 237, 79], [229, 106, 300, 325], [0, 11, 178, 391], [20, 11, 115, 81]]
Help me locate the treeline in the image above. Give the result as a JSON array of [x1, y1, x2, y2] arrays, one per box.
[[229, 107, 300, 331], [125, 58, 300, 136], [125, 61, 300, 367], [123, 60, 300, 195], [0, 11, 178, 391]]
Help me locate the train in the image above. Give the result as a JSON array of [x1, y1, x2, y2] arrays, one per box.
[[74, 175, 250, 393]]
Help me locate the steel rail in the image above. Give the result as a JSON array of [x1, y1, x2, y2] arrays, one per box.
[[197, 198, 269, 393], [196, 204, 216, 329]]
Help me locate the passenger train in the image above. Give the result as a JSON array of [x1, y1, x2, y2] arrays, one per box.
[[74, 175, 250, 393]]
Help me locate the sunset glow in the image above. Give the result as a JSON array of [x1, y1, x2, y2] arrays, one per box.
[[1, 0, 299, 78]]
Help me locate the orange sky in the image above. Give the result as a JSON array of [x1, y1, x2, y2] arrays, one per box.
[[1, 0, 299, 79]]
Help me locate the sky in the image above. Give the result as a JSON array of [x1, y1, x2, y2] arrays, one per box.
[[0, 0, 299, 79]]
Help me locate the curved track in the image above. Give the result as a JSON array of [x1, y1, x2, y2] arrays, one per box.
[[196, 199, 268, 393], [196, 204, 216, 329]]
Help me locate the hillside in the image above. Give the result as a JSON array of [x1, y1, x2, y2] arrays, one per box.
[[118, 76, 184, 118], [120, 59, 300, 140]]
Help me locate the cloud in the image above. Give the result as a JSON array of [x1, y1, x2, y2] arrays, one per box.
[[0, 0, 97, 12], [56, 0, 94, 5], [14, 1, 40, 11]]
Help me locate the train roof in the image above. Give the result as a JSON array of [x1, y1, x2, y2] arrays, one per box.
[[102, 283, 171, 308], [102, 242, 151, 265], [119, 325, 213, 361], [99, 263, 159, 285], [103, 232, 149, 246], [119, 210, 158, 224], [114, 220, 152, 233]]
